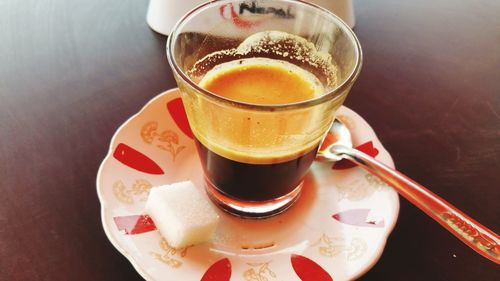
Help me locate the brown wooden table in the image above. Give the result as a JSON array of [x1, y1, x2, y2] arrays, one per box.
[[1, 0, 498, 280]]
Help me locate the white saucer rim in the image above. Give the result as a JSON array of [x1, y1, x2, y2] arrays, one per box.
[[96, 88, 180, 281], [339, 106, 400, 280], [96, 88, 400, 280]]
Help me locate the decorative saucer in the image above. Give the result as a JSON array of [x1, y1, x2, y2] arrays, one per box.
[[96, 88, 399, 281]]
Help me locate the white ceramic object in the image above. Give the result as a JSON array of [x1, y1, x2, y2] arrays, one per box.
[[97, 88, 399, 281], [146, 0, 355, 36], [146, 0, 202, 35], [310, 0, 355, 28]]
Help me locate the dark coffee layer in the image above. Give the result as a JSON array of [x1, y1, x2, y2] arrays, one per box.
[[195, 138, 318, 201]]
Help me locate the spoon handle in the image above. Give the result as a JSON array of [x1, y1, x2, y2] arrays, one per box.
[[334, 145, 500, 264]]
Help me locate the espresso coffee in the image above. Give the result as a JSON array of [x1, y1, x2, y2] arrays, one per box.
[[194, 57, 324, 201], [180, 30, 340, 213]]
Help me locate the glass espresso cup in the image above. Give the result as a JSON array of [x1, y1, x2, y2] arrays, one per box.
[[167, 0, 362, 218]]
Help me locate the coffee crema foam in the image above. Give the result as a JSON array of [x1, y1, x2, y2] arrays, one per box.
[[189, 31, 338, 89], [185, 31, 339, 164], [199, 58, 324, 105]]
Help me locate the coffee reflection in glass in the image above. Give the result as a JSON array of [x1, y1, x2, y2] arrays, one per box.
[[167, 0, 362, 218]]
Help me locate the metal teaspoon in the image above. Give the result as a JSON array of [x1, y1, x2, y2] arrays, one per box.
[[316, 119, 500, 264]]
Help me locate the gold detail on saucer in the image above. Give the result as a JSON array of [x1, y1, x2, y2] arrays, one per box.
[[151, 238, 189, 268], [112, 179, 152, 204], [316, 234, 367, 261], [337, 173, 387, 201], [141, 121, 186, 161], [365, 174, 390, 189], [113, 181, 132, 204], [141, 121, 158, 144], [336, 177, 374, 201], [243, 262, 276, 281]]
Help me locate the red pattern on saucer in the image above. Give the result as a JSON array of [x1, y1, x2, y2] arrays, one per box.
[[201, 258, 232, 281], [332, 209, 385, 228], [167, 98, 194, 139], [113, 143, 164, 174], [291, 254, 333, 281], [113, 215, 157, 235]]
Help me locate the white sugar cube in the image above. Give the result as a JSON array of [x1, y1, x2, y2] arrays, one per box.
[[145, 181, 220, 248]]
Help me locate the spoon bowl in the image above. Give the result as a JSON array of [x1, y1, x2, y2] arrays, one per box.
[[316, 119, 353, 162]]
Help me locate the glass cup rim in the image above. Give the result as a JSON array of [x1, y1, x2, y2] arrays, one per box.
[[167, 0, 363, 112]]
